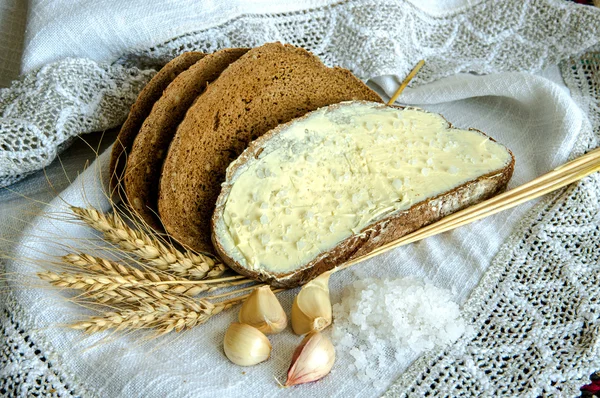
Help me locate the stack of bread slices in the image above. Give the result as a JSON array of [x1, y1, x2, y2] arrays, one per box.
[[111, 42, 514, 287]]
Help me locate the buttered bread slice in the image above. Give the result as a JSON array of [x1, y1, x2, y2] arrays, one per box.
[[212, 101, 515, 287]]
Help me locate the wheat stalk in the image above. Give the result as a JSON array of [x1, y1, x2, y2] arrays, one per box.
[[70, 296, 238, 335], [63, 253, 175, 282], [70, 303, 162, 333], [77, 280, 203, 306], [70, 206, 226, 279], [39, 269, 251, 298], [62, 253, 246, 295]]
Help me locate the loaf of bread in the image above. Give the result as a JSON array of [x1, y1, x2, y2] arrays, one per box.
[[109, 51, 205, 196], [158, 43, 382, 253], [123, 48, 248, 229], [212, 101, 515, 287]]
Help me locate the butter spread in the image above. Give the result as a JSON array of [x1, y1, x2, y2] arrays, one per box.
[[216, 102, 512, 273]]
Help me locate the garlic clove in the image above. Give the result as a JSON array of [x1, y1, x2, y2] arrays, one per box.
[[291, 270, 333, 335], [223, 322, 271, 366], [238, 285, 287, 334], [285, 331, 336, 387]]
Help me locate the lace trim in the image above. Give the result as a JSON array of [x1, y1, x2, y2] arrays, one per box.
[[0, 289, 95, 398], [2, 0, 600, 188], [1, 1, 600, 396], [0, 59, 154, 188], [121, 0, 600, 83], [385, 51, 600, 397]]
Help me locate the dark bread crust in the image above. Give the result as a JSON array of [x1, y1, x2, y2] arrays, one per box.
[[158, 42, 382, 253], [123, 48, 248, 230], [109, 51, 205, 197], [211, 102, 515, 288]]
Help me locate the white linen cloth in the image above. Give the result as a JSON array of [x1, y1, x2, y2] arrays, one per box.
[[1, 0, 600, 397], [4, 0, 600, 186]]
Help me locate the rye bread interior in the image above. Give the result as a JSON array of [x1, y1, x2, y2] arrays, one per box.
[[123, 48, 248, 229], [212, 101, 515, 287], [109, 51, 205, 196], [158, 43, 382, 253]]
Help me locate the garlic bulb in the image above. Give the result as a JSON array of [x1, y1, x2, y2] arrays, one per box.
[[285, 331, 336, 386], [238, 286, 287, 334], [223, 322, 271, 366], [291, 270, 333, 335]]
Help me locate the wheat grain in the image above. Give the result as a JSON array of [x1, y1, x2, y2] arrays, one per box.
[[70, 206, 226, 279]]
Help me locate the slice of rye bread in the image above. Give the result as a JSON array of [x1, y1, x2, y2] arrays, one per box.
[[124, 48, 249, 229], [109, 51, 205, 197], [211, 102, 515, 288], [158, 42, 382, 253]]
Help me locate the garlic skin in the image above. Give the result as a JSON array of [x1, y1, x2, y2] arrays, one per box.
[[285, 331, 336, 387], [238, 286, 287, 334], [291, 270, 333, 335], [223, 322, 271, 366]]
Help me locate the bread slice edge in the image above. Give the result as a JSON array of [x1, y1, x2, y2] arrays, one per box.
[[109, 51, 205, 197]]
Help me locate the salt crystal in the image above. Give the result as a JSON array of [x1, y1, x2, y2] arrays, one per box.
[[331, 277, 466, 383], [260, 215, 269, 225], [259, 234, 270, 245], [296, 240, 306, 250]]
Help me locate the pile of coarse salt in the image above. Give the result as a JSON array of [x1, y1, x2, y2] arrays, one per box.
[[331, 277, 468, 386]]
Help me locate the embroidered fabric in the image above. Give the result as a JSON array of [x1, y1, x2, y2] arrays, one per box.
[[1, 0, 600, 187], [0, 59, 154, 187], [0, 304, 87, 398], [386, 51, 600, 397], [1, 0, 600, 397]]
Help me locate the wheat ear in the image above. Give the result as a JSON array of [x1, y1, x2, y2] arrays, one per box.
[[62, 253, 249, 295], [70, 303, 161, 333], [70, 206, 226, 279], [70, 297, 237, 335], [39, 270, 251, 299]]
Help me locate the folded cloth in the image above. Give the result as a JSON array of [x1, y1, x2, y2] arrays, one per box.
[[3, 63, 597, 396], [1, 0, 600, 397], [2, 0, 600, 188]]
